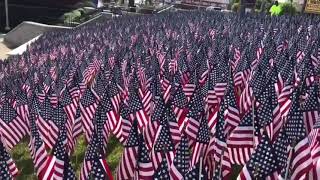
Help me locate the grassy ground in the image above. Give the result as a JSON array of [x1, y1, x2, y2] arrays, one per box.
[[11, 136, 241, 179], [11, 136, 123, 180]]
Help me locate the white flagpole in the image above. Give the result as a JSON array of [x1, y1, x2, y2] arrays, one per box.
[[252, 98, 256, 148], [199, 149, 203, 180], [218, 148, 225, 178], [4, 0, 10, 31], [284, 140, 296, 180]]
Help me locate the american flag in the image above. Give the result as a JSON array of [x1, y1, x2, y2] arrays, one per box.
[[170, 135, 190, 180], [282, 90, 312, 179], [117, 120, 139, 179], [14, 90, 29, 125], [308, 118, 320, 179], [37, 96, 55, 149], [164, 106, 181, 147], [44, 125, 71, 180], [255, 80, 279, 140], [153, 156, 170, 180], [72, 109, 82, 146], [62, 155, 76, 180], [300, 83, 319, 134], [183, 71, 197, 101], [0, 140, 19, 178], [128, 84, 149, 130], [136, 135, 154, 180], [28, 105, 49, 179], [82, 56, 102, 85], [190, 115, 210, 168], [100, 94, 119, 134], [152, 115, 175, 171], [143, 98, 163, 150], [0, 100, 28, 149], [61, 86, 79, 153], [233, 47, 251, 93], [227, 111, 254, 165], [185, 87, 203, 142], [108, 80, 121, 114], [80, 131, 111, 180], [212, 101, 232, 179], [172, 85, 189, 131], [79, 87, 98, 142], [48, 104, 66, 151], [161, 68, 172, 103], [118, 104, 131, 143], [223, 69, 241, 136], [214, 59, 228, 103], [184, 161, 208, 180], [237, 132, 279, 180]]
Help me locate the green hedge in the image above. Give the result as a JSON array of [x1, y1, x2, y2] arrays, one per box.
[[280, 2, 297, 15]]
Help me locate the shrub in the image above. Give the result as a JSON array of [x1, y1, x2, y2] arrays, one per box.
[[232, 3, 241, 12], [255, 0, 273, 12], [280, 2, 297, 15]]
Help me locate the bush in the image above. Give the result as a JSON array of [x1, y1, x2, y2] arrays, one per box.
[[255, 0, 273, 12], [280, 3, 297, 15], [228, 0, 240, 11], [231, 3, 241, 12]]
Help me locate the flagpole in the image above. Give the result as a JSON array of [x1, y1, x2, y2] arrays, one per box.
[[218, 148, 225, 178], [284, 139, 296, 180], [4, 0, 10, 31], [252, 98, 256, 149], [199, 148, 203, 180]]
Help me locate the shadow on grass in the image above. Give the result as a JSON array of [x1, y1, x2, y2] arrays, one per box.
[[8, 136, 245, 179], [10, 137, 36, 180], [11, 135, 124, 178]]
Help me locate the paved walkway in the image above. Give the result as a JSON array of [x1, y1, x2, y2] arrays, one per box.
[[0, 38, 11, 60]]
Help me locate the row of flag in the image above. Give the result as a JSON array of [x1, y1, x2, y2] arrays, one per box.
[[0, 11, 319, 179]]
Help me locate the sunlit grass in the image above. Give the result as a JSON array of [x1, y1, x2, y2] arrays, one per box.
[[11, 136, 240, 179], [11, 136, 123, 179]]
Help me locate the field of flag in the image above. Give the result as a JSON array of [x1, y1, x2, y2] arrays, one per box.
[[0, 11, 319, 179]]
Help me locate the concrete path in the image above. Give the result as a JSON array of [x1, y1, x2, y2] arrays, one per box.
[[0, 37, 11, 60]]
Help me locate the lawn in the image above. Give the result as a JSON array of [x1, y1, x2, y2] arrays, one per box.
[[11, 136, 241, 179], [11, 136, 123, 180]]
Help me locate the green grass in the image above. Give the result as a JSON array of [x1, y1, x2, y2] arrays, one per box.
[[11, 136, 123, 179], [11, 137, 241, 179]]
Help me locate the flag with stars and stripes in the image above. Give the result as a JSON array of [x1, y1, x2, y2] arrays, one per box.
[[136, 135, 154, 180], [300, 83, 319, 134], [184, 161, 208, 180], [223, 68, 241, 136], [80, 132, 113, 180], [172, 85, 189, 132], [0, 140, 19, 178], [190, 115, 210, 168], [169, 135, 190, 180], [0, 100, 28, 149], [117, 120, 139, 180], [227, 111, 254, 165], [128, 82, 150, 130], [61, 85, 80, 153], [280, 89, 313, 180], [152, 115, 175, 171], [28, 103, 49, 179], [212, 101, 232, 179], [238, 132, 279, 180], [79, 87, 99, 142]]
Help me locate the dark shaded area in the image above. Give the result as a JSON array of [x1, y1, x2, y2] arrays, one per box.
[[4, 0, 81, 8], [0, 2, 77, 33]]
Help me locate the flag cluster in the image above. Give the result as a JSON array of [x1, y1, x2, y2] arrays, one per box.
[[0, 11, 319, 179]]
